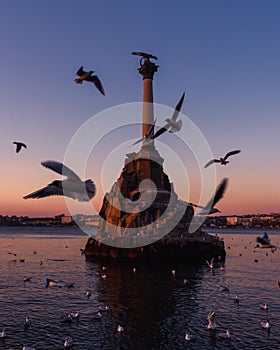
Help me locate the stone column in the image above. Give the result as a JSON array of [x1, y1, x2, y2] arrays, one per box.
[[137, 57, 159, 140]]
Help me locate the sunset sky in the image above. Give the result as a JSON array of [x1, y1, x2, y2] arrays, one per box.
[[1, 0, 280, 217]]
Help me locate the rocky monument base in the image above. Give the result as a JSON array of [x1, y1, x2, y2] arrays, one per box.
[[84, 143, 226, 262]]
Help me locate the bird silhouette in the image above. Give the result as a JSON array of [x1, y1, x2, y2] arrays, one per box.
[[13, 142, 27, 153], [75, 66, 105, 95], [23, 161, 95, 202], [152, 92, 185, 140], [191, 178, 228, 215], [204, 150, 241, 168]]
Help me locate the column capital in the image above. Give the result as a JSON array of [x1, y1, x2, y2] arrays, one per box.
[[138, 58, 159, 80]]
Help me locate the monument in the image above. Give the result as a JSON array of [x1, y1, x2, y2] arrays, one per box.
[[84, 52, 225, 261]]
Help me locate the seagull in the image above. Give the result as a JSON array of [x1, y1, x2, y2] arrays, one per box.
[[117, 325, 124, 333], [23, 345, 36, 350], [69, 311, 80, 319], [234, 296, 240, 305], [151, 92, 185, 140], [23, 161, 96, 202], [185, 332, 196, 341], [64, 336, 74, 348], [13, 141, 27, 153], [24, 276, 31, 282], [44, 278, 72, 288], [204, 150, 241, 168], [261, 320, 270, 329], [60, 314, 73, 323], [206, 257, 214, 269], [75, 66, 105, 95], [207, 310, 217, 329], [221, 284, 230, 292], [255, 232, 277, 252], [86, 290, 92, 299], [0, 328, 6, 338], [260, 303, 268, 311], [92, 312, 102, 320], [99, 305, 109, 311], [191, 178, 228, 215], [217, 330, 231, 338], [24, 317, 31, 331]]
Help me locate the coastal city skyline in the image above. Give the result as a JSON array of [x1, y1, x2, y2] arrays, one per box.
[[1, 1, 280, 217]]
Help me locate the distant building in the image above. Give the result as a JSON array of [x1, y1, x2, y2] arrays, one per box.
[[60, 215, 74, 224], [226, 216, 241, 226]]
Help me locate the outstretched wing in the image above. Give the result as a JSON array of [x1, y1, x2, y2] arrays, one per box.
[[13, 142, 27, 153], [41, 161, 81, 181], [76, 66, 86, 76], [85, 75, 105, 95], [189, 202, 205, 209], [224, 150, 241, 160], [204, 159, 220, 168], [23, 184, 63, 199], [151, 123, 169, 140], [171, 92, 185, 121], [205, 178, 228, 210]]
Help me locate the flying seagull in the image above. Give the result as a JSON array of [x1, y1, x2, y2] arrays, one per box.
[[23, 160, 96, 202], [152, 92, 185, 140], [204, 150, 241, 168], [13, 142, 27, 153], [75, 66, 105, 95], [191, 178, 228, 215], [131, 51, 158, 60]]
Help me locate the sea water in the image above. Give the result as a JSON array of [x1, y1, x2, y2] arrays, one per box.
[[0, 227, 279, 349]]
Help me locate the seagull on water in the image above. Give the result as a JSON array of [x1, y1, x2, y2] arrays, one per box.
[[260, 303, 268, 311], [99, 305, 109, 311], [64, 336, 74, 348], [0, 328, 6, 338], [24, 317, 31, 330], [234, 295, 240, 305], [185, 332, 196, 341], [206, 257, 214, 269], [86, 290, 92, 299], [13, 141, 27, 153], [207, 310, 217, 329], [117, 324, 124, 333], [261, 320, 270, 329], [191, 178, 228, 215], [75, 66, 105, 95], [23, 345, 36, 350], [204, 150, 241, 168], [69, 311, 80, 319], [45, 278, 72, 288], [23, 161, 96, 202], [92, 312, 102, 320], [60, 314, 73, 323], [217, 330, 231, 338], [255, 232, 277, 252]]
